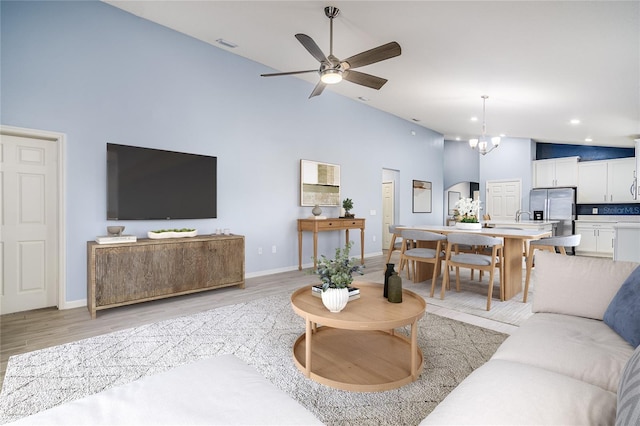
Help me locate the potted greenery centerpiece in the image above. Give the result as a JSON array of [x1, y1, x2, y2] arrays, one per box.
[[454, 198, 482, 230], [342, 198, 354, 218], [314, 241, 363, 312]]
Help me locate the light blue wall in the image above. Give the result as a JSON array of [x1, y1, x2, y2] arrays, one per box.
[[480, 137, 535, 212], [443, 139, 480, 189], [1, 1, 445, 303]]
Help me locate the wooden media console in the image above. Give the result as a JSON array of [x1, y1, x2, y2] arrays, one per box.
[[87, 235, 245, 318]]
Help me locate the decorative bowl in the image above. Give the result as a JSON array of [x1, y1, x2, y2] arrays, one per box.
[[107, 226, 125, 236]]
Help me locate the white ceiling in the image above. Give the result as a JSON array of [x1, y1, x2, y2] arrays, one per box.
[[105, 0, 640, 148]]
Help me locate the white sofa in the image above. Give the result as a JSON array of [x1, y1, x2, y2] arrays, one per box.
[[8, 354, 322, 425], [422, 251, 640, 425]]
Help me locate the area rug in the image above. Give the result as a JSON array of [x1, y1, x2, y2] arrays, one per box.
[[0, 292, 507, 425], [360, 267, 534, 326]]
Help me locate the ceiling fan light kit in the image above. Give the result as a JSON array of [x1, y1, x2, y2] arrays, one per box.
[[469, 95, 500, 155], [260, 6, 401, 98]]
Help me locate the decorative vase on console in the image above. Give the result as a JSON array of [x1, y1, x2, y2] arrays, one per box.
[[313, 241, 363, 313], [312, 205, 322, 216], [454, 198, 482, 230]]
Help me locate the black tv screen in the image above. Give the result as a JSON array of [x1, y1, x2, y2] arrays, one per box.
[[107, 143, 217, 220]]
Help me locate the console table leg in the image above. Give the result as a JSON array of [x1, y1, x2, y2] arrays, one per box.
[[360, 228, 365, 265], [298, 230, 303, 270]]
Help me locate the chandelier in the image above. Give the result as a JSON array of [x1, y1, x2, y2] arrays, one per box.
[[469, 95, 500, 155]]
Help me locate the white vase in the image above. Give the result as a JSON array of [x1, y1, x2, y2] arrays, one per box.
[[321, 287, 349, 313], [455, 222, 482, 230]]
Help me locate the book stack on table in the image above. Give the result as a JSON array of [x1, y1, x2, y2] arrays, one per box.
[[311, 285, 360, 301]]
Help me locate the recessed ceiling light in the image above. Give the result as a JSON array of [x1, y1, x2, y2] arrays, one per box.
[[216, 38, 238, 48], [455, 137, 461, 141], [585, 138, 593, 142], [411, 118, 421, 122], [358, 96, 370, 102], [471, 117, 478, 122], [499, 134, 506, 137], [570, 119, 581, 125]]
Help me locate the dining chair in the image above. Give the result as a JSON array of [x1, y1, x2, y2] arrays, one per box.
[[386, 224, 410, 274], [385, 224, 405, 264], [443, 233, 504, 311], [399, 229, 447, 294], [523, 234, 582, 303]]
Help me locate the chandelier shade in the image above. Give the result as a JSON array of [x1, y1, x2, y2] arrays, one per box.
[[469, 96, 500, 155]]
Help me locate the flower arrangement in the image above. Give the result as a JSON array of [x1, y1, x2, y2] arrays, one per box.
[[314, 241, 363, 291], [454, 198, 482, 223]]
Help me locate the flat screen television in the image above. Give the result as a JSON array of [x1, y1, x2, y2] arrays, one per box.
[[107, 143, 217, 220]]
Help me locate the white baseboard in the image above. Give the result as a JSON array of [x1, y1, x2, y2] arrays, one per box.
[[60, 299, 87, 310]]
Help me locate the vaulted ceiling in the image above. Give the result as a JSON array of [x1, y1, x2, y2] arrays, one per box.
[[105, 1, 640, 148]]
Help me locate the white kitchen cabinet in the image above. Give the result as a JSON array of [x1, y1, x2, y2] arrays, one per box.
[[575, 222, 615, 257], [532, 157, 579, 188], [608, 158, 636, 203], [614, 223, 640, 262], [577, 158, 636, 203]]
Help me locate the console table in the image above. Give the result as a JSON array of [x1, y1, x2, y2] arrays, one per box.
[[297, 218, 365, 270], [87, 235, 245, 318]]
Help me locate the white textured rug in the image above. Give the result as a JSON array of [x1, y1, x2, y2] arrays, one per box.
[[0, 291, 507, 425]]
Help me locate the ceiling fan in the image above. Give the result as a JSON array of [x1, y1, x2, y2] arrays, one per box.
[[260, 6, 401, 98]]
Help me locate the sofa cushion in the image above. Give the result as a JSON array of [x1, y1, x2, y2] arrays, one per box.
[[491, 313, 634, 393], [8, 355, 322, 425], [532, 251, 639, 320], [420, 359, 616, 426], [616, 345, 640, 426], [604, 265, 640, 347]]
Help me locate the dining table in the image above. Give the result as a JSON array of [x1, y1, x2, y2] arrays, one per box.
[[400, 225, 552, 300]]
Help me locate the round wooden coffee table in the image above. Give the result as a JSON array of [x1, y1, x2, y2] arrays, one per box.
[[290, 281, 426, 392]]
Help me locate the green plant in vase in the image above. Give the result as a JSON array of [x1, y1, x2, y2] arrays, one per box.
[[342, 198, 354, 218], [314, 241, 363, 291]]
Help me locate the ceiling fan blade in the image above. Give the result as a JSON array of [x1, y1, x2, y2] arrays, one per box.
[[309, 81, 326, 98], [342, 41, 401, 69], [261, 70, 318, 77], [342, 70, 388, 90], [295, 34, 329, 63]]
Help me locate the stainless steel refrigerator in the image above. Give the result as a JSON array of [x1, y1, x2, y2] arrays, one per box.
[[530, 187, 577, 242]]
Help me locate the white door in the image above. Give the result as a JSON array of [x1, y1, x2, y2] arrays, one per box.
[[1, 134, 58, 314], [486, 180, 521, 221], [382, 181, 394, 248]]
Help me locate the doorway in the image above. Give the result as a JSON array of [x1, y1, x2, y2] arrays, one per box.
[[486, 179, 522, 221], [382, 168, 400, 249], [0, 126, 65, 314]]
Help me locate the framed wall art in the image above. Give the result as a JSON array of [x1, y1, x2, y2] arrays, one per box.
[[412, 180, 432, 213], [300, 159, 341, 206]]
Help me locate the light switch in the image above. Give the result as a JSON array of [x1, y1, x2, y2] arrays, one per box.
[[370, 209, 376, 215]]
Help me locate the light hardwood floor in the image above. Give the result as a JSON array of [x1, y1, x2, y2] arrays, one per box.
[[0, 253, 517, 389]]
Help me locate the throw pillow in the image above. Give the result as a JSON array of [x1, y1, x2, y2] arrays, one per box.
[[616, 345, 640, 426], [604, 265, 640, 348]]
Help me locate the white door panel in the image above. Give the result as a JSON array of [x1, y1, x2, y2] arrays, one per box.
[[486, 180, 522, 221], [1, 134, 58, 314]]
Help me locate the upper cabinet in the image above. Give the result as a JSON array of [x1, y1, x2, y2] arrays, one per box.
[[532, 157, 579, 188], [577, 157, 637, 203]]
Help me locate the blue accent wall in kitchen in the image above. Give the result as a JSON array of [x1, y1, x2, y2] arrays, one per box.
[[536, 142, 634, 161], [577, 204, 640, 216]]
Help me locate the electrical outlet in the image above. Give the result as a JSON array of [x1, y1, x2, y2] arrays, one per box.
[[272, 245, 277, 253], [370, 209, 376, 215], [592, 207, 598, 214], [372, 235, 376, 242], [258, 247, 262, 255]]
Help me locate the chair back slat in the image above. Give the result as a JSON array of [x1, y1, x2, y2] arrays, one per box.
[[446, 232, 502, 247], [401, 229, 447, 242]]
